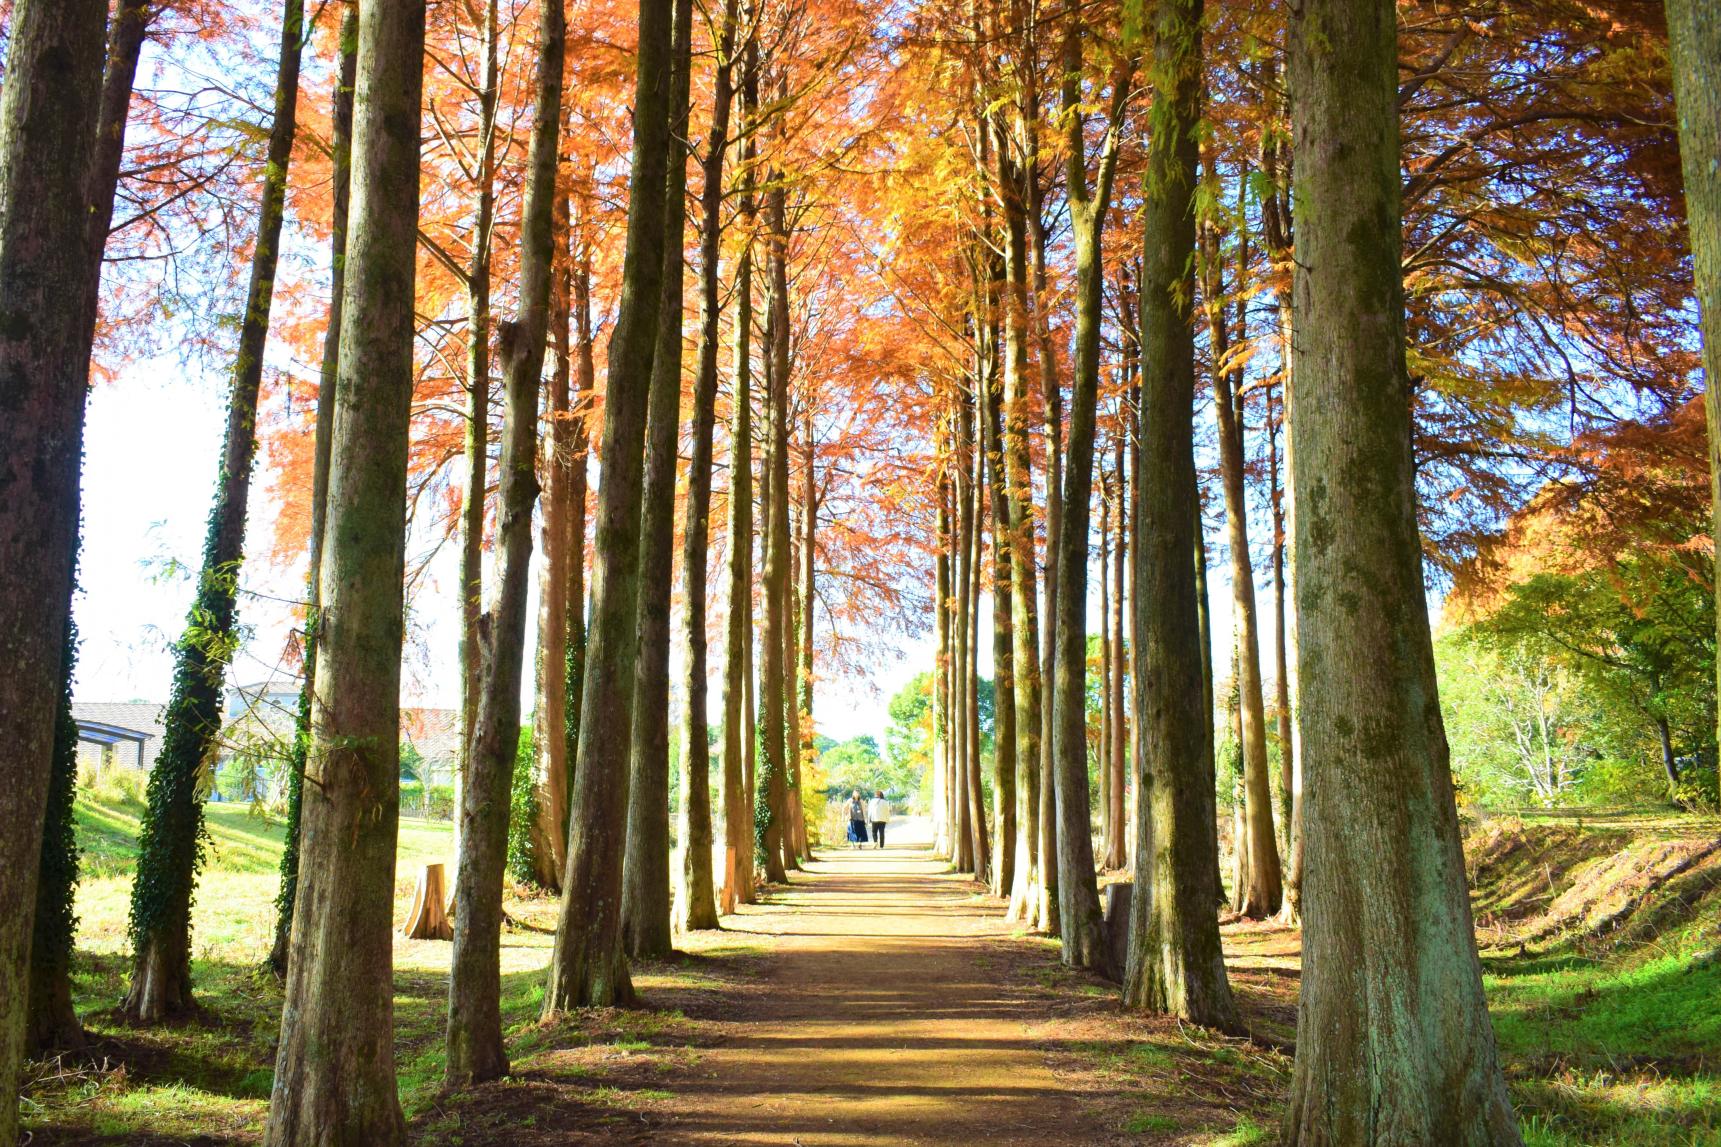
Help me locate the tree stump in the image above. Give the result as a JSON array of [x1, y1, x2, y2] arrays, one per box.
[[400, 862, 453, 941]]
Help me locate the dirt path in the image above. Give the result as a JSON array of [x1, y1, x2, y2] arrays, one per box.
[[651, 822, 1118, 1146]]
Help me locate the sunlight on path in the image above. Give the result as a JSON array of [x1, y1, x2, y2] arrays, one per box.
[[657, 821, 1111, 1146]]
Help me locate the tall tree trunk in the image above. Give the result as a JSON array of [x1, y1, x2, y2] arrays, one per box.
[[1027, 142, 1060, 937], [677, 0, 739, 932], [1107, 435, 1128, 870], [1050, 21, 1126, 976], [994, 111, 1042, 921], [795, 402, 817, 860], [126, 0, 304, 1023], [1202, 221, 1281, 917], [951, 389, 976, 873], [273, 0, 356, 977], [755, 172, 792, 886], [1099, 483, 1114, 862], [544, 0, 674, 1013], [1122, 0, 1237, 1027], [965, 422, 991, 884], [1194, 503, 1225, 907], [623, 0, 693, 960], [719, 160, 756, 911], [1282, 0, 1520, 1137], [31, 0, 156, 1046], [933, 474, 953, 858], [1665, 0, 1721, 759], [458, 0, 502, 858], [0, 2, 108, 1126], [446, 0, 561, 1084], [532, 119, 574, 896], [264, 3, 424, 1140], [983, 330, 1016, 897]]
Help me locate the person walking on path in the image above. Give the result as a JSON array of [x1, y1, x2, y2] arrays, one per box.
[[868, 790, 892, 849], [846, 790, 869, 849]]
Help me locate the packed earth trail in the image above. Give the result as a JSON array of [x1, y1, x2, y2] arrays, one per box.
[[651, 822, 1119, 1145]]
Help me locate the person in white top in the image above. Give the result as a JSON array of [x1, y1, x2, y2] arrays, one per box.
[[866, 790, 891, 849]]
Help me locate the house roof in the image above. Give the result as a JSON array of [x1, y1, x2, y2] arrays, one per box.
[[71, 701, 166, 741]]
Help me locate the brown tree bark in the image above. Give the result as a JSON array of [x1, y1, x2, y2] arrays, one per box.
[[933, 472, 953, 858], [754, 170, 792, 886], [446, 0, 561, 1085], [677, 0, 740, 932], [794, 401, 818, 861], [1099, 481, 1114, 861], [1121, 0, 1238, 1029], [272, 0, 356, 977], [458, 0, 501, 850], [622, 0, 693, 960], [1665, 0, 1721, 758], [264, 3, 425, 1141], [994, 106, 1043, 922], [1050, 20, 1128, 976], [0, 6, 110, 1133], [1281, 0, 1520, 1137], [951, 387, 976, 873], [531, 133, 574, 897], [719, 154, 757, 910], [1107, 435, 1127, 871], [982, 320, 1016, 897], [1201, 214, 1281, 918], [30, 0, 156, 1042], [543, 0, 674, 1012], [964, 404, 991, 884]]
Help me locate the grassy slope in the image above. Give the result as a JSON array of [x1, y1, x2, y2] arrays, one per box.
[[1469, 811, 1721, 1147]]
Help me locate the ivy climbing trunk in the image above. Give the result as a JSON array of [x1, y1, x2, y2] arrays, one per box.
[[1664, 0, 1721, 758], [29, 627, 84, 1056], [125, 0, 303, 1025], [677, 0, 739, 933], [1281, 0, 1520, 1138], [543, 0, 673, 1012], [264, 1, 424, 1141], [446, 0, 560, 1085], [458, 0, 502, 854], [1122, 0, 1238, 1029], [273, 0, 356, 978], [623, 0, 692, 960]]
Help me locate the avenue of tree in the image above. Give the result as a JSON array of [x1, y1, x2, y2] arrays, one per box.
[[0, 0, 1713, 1143]]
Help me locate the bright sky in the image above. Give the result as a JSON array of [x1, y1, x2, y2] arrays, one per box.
[[74, 352, 1269, 748]]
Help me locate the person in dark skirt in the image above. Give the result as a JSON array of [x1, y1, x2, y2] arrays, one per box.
[[845, 789, 868, 848]]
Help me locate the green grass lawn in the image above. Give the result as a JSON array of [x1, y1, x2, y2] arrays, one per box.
[[26, 790, 555, 1141]]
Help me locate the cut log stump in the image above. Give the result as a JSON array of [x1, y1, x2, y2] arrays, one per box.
[[401, 861, 454, 940]]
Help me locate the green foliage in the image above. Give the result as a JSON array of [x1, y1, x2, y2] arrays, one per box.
[[507, 724, 540, 885], [1444, 555, 1717, 809]]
